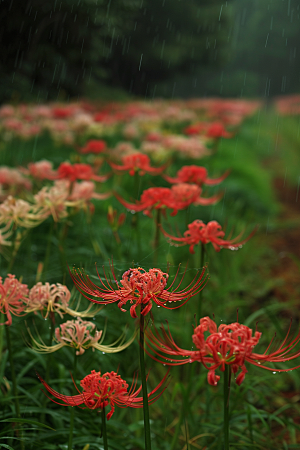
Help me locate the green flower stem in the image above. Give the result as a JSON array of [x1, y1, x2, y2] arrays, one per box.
[[40, 314, 55, 423], [197, 243, 205, 322], [223, 365, 231, 450], [42, 220, 54, 282], [153, 209, 161, 266], [68, 351, 78, 450], [5, 325, 24, 450], [139, 313, 151, 450], [101, 407, 109, 450]]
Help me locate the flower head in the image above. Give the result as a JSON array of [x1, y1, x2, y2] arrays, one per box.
[[29, 317, 136, 355], [115, 185, 221, 217], [110, 152, 166, 176], [37, 368, 168, 420], [0, 274, 29, 326], [26, 282, 101, 319], [80, 140, 107, 154], [26, 282, 71, 319], [161, 219, 257, 254], [164, 165, 229, 187], [145, 316, 300, 386], [27, 160, 57, 180], [57, 162, 108, 183], [70, 264, 208, 319]]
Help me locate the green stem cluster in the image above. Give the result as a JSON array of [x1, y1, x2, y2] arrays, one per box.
[[139, 313, 152, 450], [5, 325, 25, 450]]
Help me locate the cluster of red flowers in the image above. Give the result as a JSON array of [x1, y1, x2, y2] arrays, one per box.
[[161, 219, 257, 253]]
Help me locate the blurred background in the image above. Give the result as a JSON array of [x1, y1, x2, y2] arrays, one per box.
[[1, 0, 299, 103]]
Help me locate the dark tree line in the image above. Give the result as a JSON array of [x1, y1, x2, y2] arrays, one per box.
[[0, 0, 230, 102]]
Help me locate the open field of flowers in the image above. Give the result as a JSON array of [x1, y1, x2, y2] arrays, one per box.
[[1, 95, 300, 450]]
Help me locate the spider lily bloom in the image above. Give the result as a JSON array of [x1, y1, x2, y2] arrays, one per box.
[[29, 317, 136, 355], [115, 187, 175, 217], [163, 165, 230, 187], [110, 152, 166, 176], [205, 122, 233, 139], [0, 274, 29, 326], [115, 184, 222, 218], [34, 181, 69, 222], [68, 181, 111, 211], [171, 183, 223, 210], [37, 368, 168, 420], [0, 196, 46, 230], [80, 140, 107, 154], [161, 220, 257, 254], [70, 265, 208, 319], [27, 160, 58, 180], [145, 316, 300, 387], [57, 162, 108, 183], [25, 282, 101, 319]]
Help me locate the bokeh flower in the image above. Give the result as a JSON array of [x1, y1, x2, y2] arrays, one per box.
[[37, 368, 168, 420], [70, 264, 208, 319], [110, 152, 166, 176], [164, 165, 229, 187]]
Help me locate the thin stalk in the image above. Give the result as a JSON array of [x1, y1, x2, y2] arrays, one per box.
[[40, 314, 55, 422], [153, 209, 161, 266], [133, 172, 141, 254], [223, 365, 231, 450], [68, 351, 77, 450], [196, 243, 205, 322], [42, 220, 54, 282], [101, 407, 109, 450], [5, 325, 24, 450], [139, 313, 151, 450]]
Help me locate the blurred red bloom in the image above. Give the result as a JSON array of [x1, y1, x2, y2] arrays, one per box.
[[37, 368, 168, 420], [57, 162, 108, 182], [164, 165, 230, 187], [110, 153, 166, 176], [145, 316, 300, 386], [80, 140, 107, 154], [0, 274, 29, 326], [115, 184, 222, 217], [205, 122, 232, 139], [161, 219, 257, 254], [70, 264, 208, 319]]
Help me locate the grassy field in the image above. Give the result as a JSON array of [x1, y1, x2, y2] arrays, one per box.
[[1, 99, 300, 450]]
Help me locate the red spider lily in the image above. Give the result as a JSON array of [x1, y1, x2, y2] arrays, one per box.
[[70, 264, 208, 319], [163, 165, 230, 187], [115, 184, 222, 217], [205, 122, 233, 139], [80, 140, 107, 154], [0, 274, 29, 326], [145, 316, 300, 387], [183, 121, 232, 139], [37, 368, 168, 420], [161, 219, 257, 254], [57, 162, 108, 183], [110, 152, 166, 176]]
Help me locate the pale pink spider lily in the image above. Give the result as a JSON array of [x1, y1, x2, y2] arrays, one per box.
[[160, 220, 257, 254], [69, 264, 208, 319], [0, 274, 29, 326], [28, 317, 136, 356], [145, 316, 300, 386], [37, 368, 169, 420]]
